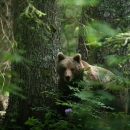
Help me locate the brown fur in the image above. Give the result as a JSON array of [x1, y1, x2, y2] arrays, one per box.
[[57, 52, 114, 85], [56, 52, 115, 116]]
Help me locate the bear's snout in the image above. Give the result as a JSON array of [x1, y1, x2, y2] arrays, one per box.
[[64, 75, 72, 82], [64, 69, 73, 83], [65, 76, 71, 82]]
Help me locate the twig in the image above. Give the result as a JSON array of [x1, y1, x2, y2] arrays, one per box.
[[0, 70, 5, 91]]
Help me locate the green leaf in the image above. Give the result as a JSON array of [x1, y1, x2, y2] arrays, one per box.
[[74, 90, 93, 100]]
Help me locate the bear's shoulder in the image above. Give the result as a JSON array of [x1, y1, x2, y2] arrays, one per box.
[[81, 61, 115, 82]]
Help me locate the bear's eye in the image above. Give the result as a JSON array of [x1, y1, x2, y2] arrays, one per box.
[[71, 68, 74, 71], [62, 67, 66, 71]]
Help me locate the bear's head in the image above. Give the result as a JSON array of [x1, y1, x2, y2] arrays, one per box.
[[57, 52, 84, 83]]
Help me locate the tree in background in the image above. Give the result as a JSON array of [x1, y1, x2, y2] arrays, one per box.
[[78, 0, 130, 63], [76, 0, 130, 129], [3, 0, 61, 129]]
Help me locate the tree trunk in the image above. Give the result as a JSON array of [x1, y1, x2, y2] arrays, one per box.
[[77, 0, 130, 63], [3, 0, 61, 129]]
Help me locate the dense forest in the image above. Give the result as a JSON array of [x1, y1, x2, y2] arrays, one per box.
[[0, 0, 130, 129]]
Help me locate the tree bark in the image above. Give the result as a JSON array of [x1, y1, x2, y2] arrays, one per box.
[[3, 0, 61, 129], [77, 0, 130, 63]]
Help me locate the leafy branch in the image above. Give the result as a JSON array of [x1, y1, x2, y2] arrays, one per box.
[[20, 1, 46, 24]]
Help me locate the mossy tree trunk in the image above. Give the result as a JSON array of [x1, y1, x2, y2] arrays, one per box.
[[3, 0, 61, 129]]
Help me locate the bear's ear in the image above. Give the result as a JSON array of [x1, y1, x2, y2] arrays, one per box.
[[73, 53, 81, 63], [57, 52, 66, 62]]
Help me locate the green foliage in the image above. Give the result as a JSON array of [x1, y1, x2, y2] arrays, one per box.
[[49, 120, 70, 130], [0, 46, 28, 94], [21, 2, 46, 18], [85, 21, 116, 45], [2, 52, 23, 63], [25, 117, 44, 130], [20, 1, 46, 26], [58, 0, 99, 6], [60, 5, 81, 55], [55, 77, 130, 129], [25, 110, 72, 130]]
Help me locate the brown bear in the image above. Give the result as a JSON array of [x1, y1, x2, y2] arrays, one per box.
[[56, 52, 115, 116], [57, 52, 114, 86]]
